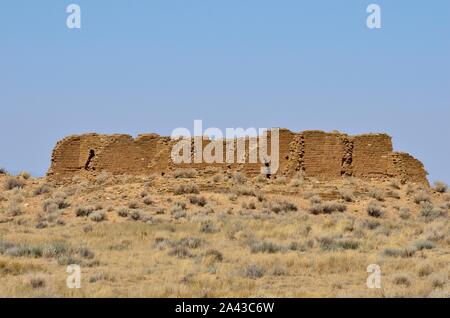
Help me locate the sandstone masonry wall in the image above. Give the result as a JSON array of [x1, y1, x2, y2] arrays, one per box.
[[47, 129, 429, 185]]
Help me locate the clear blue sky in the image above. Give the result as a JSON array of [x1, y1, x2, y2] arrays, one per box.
[[1, 1, 449, 183]]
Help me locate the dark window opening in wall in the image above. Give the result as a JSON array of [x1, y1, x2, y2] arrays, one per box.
[[85, 149, 95, 170], [264, 162, 271, 179]]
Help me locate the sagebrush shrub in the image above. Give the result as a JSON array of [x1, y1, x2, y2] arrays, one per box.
[[270, 200, 298, 213], [339, 189, 354, 202], [250, 241, 283, 254], [143, 196, 153, 206], [173, 169, 196, 179], [433, 181, 448, 193], [4, 177, 25, 190], [232, 172, 246, 184], [414, 240, 435, 251], [75, 205, 94, 217], [368, 188, 385, 201], [189, 195, 207, 207], [33, 184, 52, 196], [173, 183, 199, 195], [414, 191, 431, 204], [392, 274, 411, 287], [244, 264, 265, 279], [90, 211, 106, 222], [30, 277, 46, 289], [367, 201, 384, 218], [233, 186, 256, 197], [117, 207, 129, 217], [309, 201, 346, 215], [7, 202, 23, 216], [382, 247, 416, 258], [19, 171, 31, 180], [420, 203, 447, 222]]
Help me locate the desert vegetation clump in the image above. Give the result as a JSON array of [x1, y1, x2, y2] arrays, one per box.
[[7, 201, 23, 216], [398, 207, 411, 220], [168, 246, 192, 259], [413, 240, 435, 251], [389, 179, 401, 190], [75, 205, 94, 217], [430, 274, 447, 288], [386, 190, 401, 199], [392, 274, 412, 287], [200, 221, 216, 234], [173, 169, 197, 179], [90, 210, 106, 222], [368, 188, 385, 201], [143, 196, 153, 206], [233, 185, 257, 197], [268, 200, 298, 213], [367, 201, 384, 218], [33, 183, 52, 196], [203, 249, 224, 263], [1, 241, 72, 261], [241, 200, 256, 210], [231, 172, 247, 185], [51, 191, 70, 209], [316, 236, 360, 251], [443, 193, 450, 202], [289, 177, 303, 188], [244, 264, 265, 279], [96, 172, 110, 185], [417, 263, 434, 277], [432, 181, 448, 193], [30, 276, 46, 289], [116, 207, 129, 218], [129, 210, 142, 221], [189, 195, 207, 207], [339, 188, 354, 202], [4, 177, 25, 191], [249, 240, 283, 254], [170, 203, 187, 219], [309, 201, 346, 215], [173, 183, 199, 195], [128, 200, 140, 209], [382, 246, 416, 258], [414, 190, 431, 204], [419, 203, 448, 222], [18, 171, 31, 180], [274, 176, 287, 185], [89, 272, 116, 284]]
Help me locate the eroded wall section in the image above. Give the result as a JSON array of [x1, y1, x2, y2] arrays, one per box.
[[47, 130, 429, 185]]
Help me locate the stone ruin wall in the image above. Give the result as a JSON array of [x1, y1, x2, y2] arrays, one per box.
[[47, 129, 429, 185]]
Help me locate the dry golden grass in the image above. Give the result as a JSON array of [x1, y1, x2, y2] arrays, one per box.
[[0, 173, 448, 298]]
